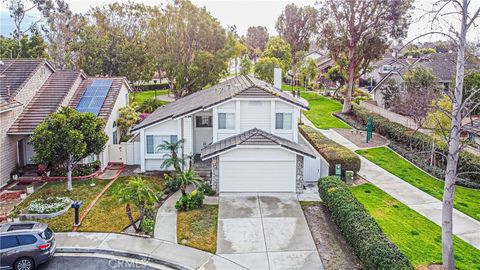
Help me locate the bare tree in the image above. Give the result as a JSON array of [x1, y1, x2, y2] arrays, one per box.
[[4, 0, 51, 40]]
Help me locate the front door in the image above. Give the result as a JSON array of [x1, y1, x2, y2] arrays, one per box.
[[194, 114, 213, 154], [17, 140, 25, 167]]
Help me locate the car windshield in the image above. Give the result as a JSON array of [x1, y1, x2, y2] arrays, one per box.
[[39, 228, 53, 240]]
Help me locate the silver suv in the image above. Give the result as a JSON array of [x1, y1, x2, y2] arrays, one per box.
[[0, 222, 56, 270]]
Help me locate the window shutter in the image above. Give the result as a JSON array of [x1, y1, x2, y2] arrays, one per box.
[[146, 135, 154, 154]]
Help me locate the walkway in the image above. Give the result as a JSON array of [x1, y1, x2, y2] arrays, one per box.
[[55, 232, 246, 270], [303, 117, 480, 249], [216, 193, 324, 270]]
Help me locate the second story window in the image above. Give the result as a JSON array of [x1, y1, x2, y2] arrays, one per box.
[[276, 113, 292, 130], [196, 116, 212, 128], [218, 113, 235, 130], [381, 65, 392, 73]]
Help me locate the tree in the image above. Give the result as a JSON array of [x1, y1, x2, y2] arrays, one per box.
[[299, 58, 320, 88], [30, 107, 108, 191], [463, 73, 480, 115], [327, 64, 347, 95], [378, 78, 399, 109], [149, 0, 228, 98], [317, 0, 413, 113], [4, 0, 51, 40], [157, 139, 187, 174], [117, 106, 140, 139], [0, 31, 48, 58], [254, 57, 283, 84], [225, 32, 247, 76], [239, 57, 253, 75], [276, 4, 318, 69], [262, 37, 292, 72], [117, 177, 160, 232], [172, 169, 202, 197], [245, 26, 269, 61]]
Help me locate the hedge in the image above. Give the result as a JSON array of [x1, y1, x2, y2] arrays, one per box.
[[318, 176, 413, 270], [133, 83, 169, 92], [299, 125, 360, 177], [349, 104, 480, 188]]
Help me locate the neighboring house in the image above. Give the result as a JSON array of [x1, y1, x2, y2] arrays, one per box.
[[364, 57, 420, 86], [370, 53, 480, 109], [463, 119, 480, 144], [131, 75, 320, 193], [0, 58, 130, 187]]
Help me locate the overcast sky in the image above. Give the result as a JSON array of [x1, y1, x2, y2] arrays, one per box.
[[1, 0, 479, 44]]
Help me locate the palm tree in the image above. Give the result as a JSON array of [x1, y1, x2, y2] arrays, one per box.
[[117, 177, 160, 232], [157, 139, 186, 173], [175, 169, 202, 196]]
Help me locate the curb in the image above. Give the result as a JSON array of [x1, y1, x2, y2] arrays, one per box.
[[56, 247, 189, 270]]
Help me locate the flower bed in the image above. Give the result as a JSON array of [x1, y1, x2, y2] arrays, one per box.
[[20, 197, 73, 220]]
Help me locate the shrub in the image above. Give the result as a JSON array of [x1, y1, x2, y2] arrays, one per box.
[[141, 218, 155, 235], [136, 99, 165, 113], [164, 178, 181, 193], [133, 83, 169, 91], [175, 189, 204, 211], [200, 183, 216, 196], [318, 176, 412, 270], [28, 197, 71, 214], [299, 125, 361, 178]]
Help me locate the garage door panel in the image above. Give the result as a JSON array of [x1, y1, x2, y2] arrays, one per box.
[[219, 161, 296, 192]]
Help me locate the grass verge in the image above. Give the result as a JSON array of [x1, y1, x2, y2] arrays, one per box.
[[351, 183, 480, 269], [299, 201, 321, 208], [78, 176, 164, 232], [356, 147, 480, 221], [130, 89, 169, 104], [302, 92, 350, 129], [177, 205, 218, 253], [16, 179, 109, 232]]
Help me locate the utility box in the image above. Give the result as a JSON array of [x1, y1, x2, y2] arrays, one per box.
[[345, 171, 354, 185], [335, 164, 341, 178]]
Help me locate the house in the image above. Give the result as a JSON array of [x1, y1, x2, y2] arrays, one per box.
[[0, 58, 130, 187], [370, 53, 480, 109], [463, 119, 480, 144], [131, 75, 321, 193]]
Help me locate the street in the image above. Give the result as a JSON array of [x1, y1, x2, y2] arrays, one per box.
[[37, 255, 171, 270]]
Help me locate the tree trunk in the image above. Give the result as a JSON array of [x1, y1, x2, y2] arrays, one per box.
[[181, 185, 187, 197], [342, 46, 356, 113], [67, 160, 73, 192], [442, 2, 467, 268], [138, 202, 145, 232], [430, 140, 435, 167], [125, 203, 138, 231]]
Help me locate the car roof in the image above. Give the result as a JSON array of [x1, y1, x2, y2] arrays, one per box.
[[0, 222, 47, 235]]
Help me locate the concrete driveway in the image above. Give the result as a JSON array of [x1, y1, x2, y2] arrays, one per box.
[[217, 193, 324, 270]]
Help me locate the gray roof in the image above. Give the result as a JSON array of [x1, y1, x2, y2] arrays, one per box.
[[463, 119, 480, 136], [131, 75, 308, 132], [415, 53, 479, 82], [201, 128, 316, 160]]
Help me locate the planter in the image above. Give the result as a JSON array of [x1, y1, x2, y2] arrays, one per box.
[[20, 193, 27, 199], [12, 174, 18, 180], [26, 186, 34, 194], [20, 198, 73, 220]]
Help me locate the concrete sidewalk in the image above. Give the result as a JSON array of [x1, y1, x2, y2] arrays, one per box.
[[303, 118, 480, 249], [56, 232, 246, 270]]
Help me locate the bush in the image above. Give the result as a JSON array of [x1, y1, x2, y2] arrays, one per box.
[[164, 177, 181, 194], [318, 176, 412, 270], [136, 99, 165, 114], [133, 83, 169, 91], [141, 218, 155, 235], [175, 189, 204, 211], [200, 183, 216, 196], [350, 104, 480, 187], [299, 125, 361, 178]]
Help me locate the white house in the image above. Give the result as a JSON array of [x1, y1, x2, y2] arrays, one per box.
[[131, 75, 321, 193]]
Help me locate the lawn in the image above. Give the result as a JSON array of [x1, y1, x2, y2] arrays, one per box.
[[130, 89, 169, 104], [177, 205, 218, 253], [15, 179, 110, 232], [356, 147, 480, 221], [351, 184, 480, 269], [78, 176, 164, 232], [281, 84, 307, 91], [302, 92, 351, 129]]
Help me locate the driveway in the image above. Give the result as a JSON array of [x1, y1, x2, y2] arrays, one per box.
[[217, 193, 324, 270]]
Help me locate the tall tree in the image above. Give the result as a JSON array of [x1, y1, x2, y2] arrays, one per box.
[[0, 31, 48, 58], [149, 0, 228, 98], [4, 0, 51, 40], [318, 0, 413, 113], [245, 26, 269, 61], [30, 107, 108, 191], [253, 57, 283, 84], [262, 36, 292, 72]]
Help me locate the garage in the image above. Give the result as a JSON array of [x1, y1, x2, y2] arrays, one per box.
[[218, 148, 297, 192]]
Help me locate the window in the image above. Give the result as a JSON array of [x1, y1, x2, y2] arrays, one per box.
[[17, 235, 37, 245], [146, 135, 178, 154], [40, 228, 53, 240], [196, 116, 212, 128], [218, 113, 235, 130], [382, 65, 392, 72], [113, 130, 118, 144], [276, 113, 292, 130], [0, 236, 19, 249]]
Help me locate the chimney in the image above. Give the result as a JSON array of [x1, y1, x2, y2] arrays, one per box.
[[274, 67, 282, 89]]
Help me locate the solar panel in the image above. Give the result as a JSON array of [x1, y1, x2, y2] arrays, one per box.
[[75, 79, 112, 116]]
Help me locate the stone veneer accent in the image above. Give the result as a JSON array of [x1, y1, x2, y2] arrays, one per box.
[[296, 155, 304, 193], [210, 156, 219, 193]]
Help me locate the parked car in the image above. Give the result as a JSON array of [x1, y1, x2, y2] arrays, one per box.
[[0, 222, 56, 270]]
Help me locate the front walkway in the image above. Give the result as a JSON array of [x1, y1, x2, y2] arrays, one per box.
[[303, 117, 480, 249], [216, 193, 324, 270], [56, 232, 246, 270]]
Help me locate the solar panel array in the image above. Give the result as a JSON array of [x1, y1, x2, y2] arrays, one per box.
[[76, 79, 113, 116]]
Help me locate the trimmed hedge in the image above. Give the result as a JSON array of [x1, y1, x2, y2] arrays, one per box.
[[133, 83, 169, 92], [299, 125, 360, 177], [318, 176, 413, 270], [350, 104, 480, 188]]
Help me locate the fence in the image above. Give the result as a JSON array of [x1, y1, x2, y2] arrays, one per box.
[[359, 101, 419, 130], [108, 142, 141, 165]]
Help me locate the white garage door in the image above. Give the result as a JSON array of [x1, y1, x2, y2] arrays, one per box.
[[218, 148, 296, 192]]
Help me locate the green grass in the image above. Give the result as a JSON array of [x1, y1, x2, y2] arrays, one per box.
[[299, 201, 321, 208], [16, 179, 110, 232], [356, 147, 480, 222], [78, 176, 164, 232], [177, 205, 218, 253], [352, 184, 480, 269], [302, 92, 351, 129], [130, 89, 170, 104], [281, 84, 307, 91]]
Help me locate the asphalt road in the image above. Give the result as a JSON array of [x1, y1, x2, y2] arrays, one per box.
[[37, 255, 169, 270]]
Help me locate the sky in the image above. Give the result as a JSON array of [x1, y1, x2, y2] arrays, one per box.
[[1, 0, 479, 44]]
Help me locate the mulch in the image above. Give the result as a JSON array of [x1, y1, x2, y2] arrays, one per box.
[[333, 128, 389, 149]]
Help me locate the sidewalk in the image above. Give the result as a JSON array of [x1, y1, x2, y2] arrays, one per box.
[[55, 232, 246, 270], [303, 117, 480, 249]]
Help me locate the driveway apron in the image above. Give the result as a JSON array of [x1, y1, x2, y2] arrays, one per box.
[[216, 193, 324, 270]]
